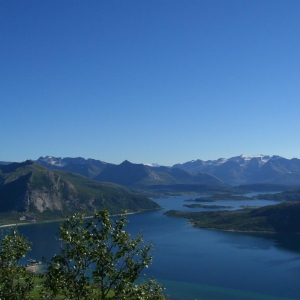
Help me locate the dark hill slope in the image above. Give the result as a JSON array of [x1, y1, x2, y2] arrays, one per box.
[[0, 161, 160, 224], [95, 160, 225, 188], [95, 160, 150, 186], [254, 188, 300, 201], [153, 166, 224, 185], [165, 202, 300, 233]]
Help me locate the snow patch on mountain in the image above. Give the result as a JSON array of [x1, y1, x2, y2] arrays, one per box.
[[240, 154, 271, 162], [180, 154, 278, 169], [144, 163, 161, 167], [38, 156, 67, 167]]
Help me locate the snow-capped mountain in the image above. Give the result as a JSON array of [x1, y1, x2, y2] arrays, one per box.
[[35, 154, 300, 186], [173, 154, 300, 186], [174, 154, 276, 170]]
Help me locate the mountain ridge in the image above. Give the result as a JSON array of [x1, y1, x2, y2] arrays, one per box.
[[173, 154, 300, 185], [3, 154, 300, 187], [36, 156, 225, 188]]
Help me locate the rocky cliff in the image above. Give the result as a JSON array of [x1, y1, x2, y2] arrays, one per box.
[[0, 161, 160, 224]]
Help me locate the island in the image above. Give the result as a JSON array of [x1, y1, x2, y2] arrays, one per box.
[[190, 193, 251, 202], [183, 204, 233, 209]]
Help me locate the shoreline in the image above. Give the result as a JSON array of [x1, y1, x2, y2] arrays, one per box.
[[0, 208, 161, 229], [0, 222, 28, 228]]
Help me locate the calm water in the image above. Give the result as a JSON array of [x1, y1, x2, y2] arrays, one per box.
[[17, 195, 300, 300]]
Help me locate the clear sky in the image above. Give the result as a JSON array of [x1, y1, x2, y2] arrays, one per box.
[[1, 0, 300, 166]]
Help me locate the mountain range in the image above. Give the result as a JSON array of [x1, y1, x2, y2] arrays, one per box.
[[173, 154, 300, 186], [34, 154, 300, 186], [36, 156, 225, 187]]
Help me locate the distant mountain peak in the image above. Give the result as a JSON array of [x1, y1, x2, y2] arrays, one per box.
[[121, 159, 131, 164]]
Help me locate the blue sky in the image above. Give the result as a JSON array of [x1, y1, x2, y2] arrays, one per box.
[[1, 0, 300, 166]]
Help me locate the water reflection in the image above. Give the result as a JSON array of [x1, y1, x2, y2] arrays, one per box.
[[225, 232, 300, 254], [266, 256, 300, 267], [218, 232, 275, 251]]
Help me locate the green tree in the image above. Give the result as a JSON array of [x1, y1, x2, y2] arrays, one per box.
[[0, 228, 34, 300], [42, 210, 165, 300]]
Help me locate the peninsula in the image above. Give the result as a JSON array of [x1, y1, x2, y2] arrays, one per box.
[[165, 202, 300, 233]]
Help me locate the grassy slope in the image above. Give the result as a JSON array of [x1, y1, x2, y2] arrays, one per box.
[[57, 170, 160, 213]]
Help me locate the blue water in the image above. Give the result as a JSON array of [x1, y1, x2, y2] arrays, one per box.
[[16, 195, 300, 300]]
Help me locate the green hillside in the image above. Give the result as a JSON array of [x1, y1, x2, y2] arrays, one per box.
[[0, 161, 160, 225], [254, 188, 300, 201], [165, 202, 300, 233]]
